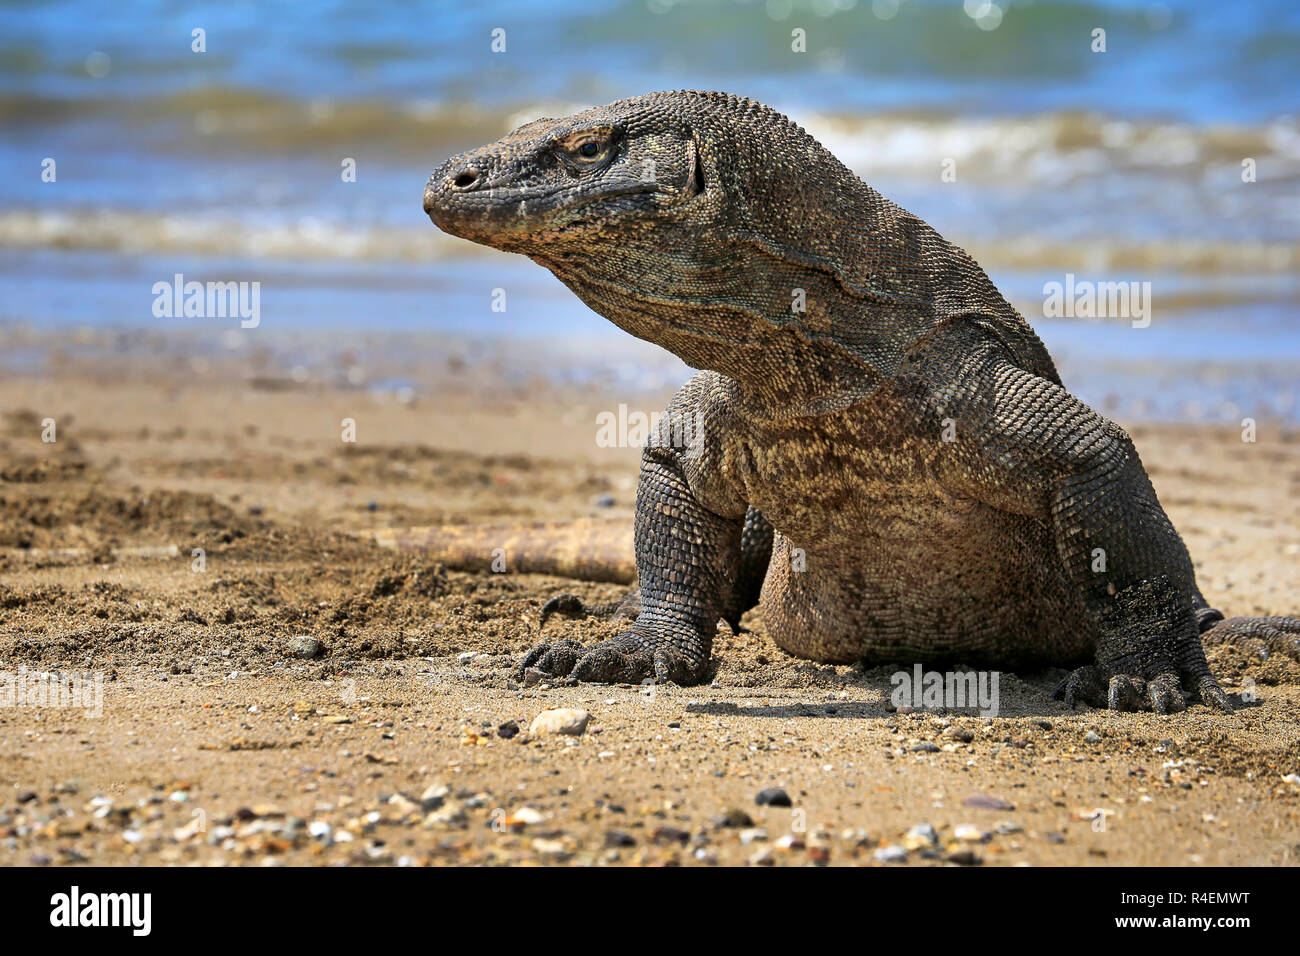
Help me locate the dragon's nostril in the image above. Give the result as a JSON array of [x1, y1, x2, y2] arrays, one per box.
[[452, 169, 479, 188]]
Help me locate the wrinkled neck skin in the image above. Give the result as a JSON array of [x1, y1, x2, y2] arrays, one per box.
[[532, 222, 941, 422]]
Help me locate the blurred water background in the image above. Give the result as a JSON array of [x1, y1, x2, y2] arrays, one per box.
[[1, 0, 1297, 420]]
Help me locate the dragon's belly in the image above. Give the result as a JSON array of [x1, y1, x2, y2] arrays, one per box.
[[735, 403, 1095, 666]]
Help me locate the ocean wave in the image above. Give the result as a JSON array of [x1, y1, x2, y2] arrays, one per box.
[[2, 207, 1298, 278], [6, 87, 1299, 183]]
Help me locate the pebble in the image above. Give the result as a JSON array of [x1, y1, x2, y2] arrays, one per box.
[[714, 808, 755, 829], [386, 794, 421, 816], [774, 833, 805, 851], [874, 844, 908, 863], [308, 821, 332, 840], [755, 787, 792, 807], [903, 823, 938, 849], [529, 708, 590, 736], [323, 715, 352, 724], [422, 803, 466, 828], [605, 830, 636, 847], [952, 824, 990, 843], [497, 720, 520, 739], [749, 847, 775, 866], [419, 783, 449, 810], [287, 635, 322, 660], [738, 828, 768, 845], [652, 826, 690, 845], [911, 742, 940, 753], [504, 807, 545, 829], [1084, 731, 1102, 743], [963, 794, 1014, 811], [532, 838, 568, 858], [946, 849, 982, 866]]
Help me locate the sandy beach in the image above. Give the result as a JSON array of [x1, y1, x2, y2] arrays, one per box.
[[1, 342, 1297, 867]]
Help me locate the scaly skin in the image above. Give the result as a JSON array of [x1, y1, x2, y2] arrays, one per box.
[[423, 90, 1299, 713]]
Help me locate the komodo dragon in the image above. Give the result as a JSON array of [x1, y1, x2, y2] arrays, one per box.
[[421, 90, 1298, 714]]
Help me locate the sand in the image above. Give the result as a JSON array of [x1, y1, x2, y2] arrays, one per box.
[[1, 348, 1298, 867]]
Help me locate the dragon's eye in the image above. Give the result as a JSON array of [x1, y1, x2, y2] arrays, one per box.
[[578, 141, 601, 158]]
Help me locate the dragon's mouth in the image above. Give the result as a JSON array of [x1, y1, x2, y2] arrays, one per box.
[[424, 181, 667, 246]]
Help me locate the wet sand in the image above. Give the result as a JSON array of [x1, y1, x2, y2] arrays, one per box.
[[1, 351, 1298, 867]]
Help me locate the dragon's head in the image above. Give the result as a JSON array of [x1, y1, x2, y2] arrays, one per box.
[[424, 94, 709, 256]]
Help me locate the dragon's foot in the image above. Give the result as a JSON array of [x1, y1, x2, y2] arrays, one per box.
[[1053, 654, 1232, 715], [518, 629, 707, 685], [1200, 615, 1300, 661]]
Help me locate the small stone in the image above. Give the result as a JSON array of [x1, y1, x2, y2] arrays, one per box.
[[874, 844, 908, 863], [504, 807, 545, 830], [422, 803, 466, 828], [774, 833, 805, 851], [749, 847, 775, 866], [308, 821, 332, 840], [755, 787, 792, 807], [902, 823, 938, 849], [594, 493, 616, 508], [387, 793, 421, 816], [287, 635, 322, 660], [419, 783, 449, 810], [948, 727, 975, 742], [952, 824, 990, 842], [911, 742, 940, 753], [529, 708, 590, 736], [1084, 731, 1102, 743], [605, 830, 636, 847], [497, 720, 520, 739], [16, 790, 38, 804], [946, 849, 982, 865], [994, 821, 1023, 835], [713, 808, 755, 829], [322, 715, 352, 724], [532, 838, 569, 858], [652, 826, 690, 845], [738, 827, 768, 844], [963, 793, 1014, 811]]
